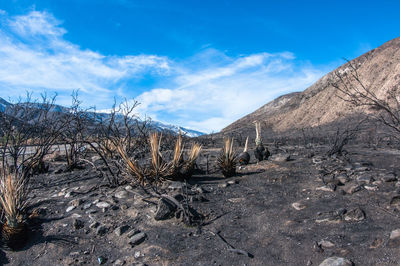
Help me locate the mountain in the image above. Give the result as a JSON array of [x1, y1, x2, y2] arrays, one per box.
[[0, 98, 205, 137], [222, 37, 400, 134]]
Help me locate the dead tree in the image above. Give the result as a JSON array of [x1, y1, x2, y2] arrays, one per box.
[[331, 59, 400, 143], [0, 93, 64, 180]]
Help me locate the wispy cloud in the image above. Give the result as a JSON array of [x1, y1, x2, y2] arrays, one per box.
[[0, 10, 169, 106], [0, 10, 328, 133], [136, 49, 325, 132]]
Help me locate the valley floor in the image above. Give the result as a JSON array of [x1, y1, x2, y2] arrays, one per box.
[[2, 144, 400, 265]]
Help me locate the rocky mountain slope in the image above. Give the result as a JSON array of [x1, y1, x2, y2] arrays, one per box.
[[222, 37, 400, 134]]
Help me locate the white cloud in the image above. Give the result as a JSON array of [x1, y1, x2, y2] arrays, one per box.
[[0, 10, 329, 133], [136, 50, 326, 132], [0, 10, 170, 106]]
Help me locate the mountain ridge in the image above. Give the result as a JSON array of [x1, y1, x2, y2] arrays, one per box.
[[222, 37, 400, 134]]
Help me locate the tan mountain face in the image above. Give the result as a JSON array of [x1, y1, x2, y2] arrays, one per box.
[[222, 37, 400, 133]]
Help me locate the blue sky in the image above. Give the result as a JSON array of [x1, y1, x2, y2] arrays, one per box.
[[0, 0, 399, 132]]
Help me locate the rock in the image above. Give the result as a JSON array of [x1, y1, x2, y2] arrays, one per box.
[[292, 201, 306, 210], [381, 173, 397, 182], [154, 198, 177, 221], [390, 196, 400, 208], [70, 199, 83, 207], [218, 182, 229, 188], [128, 232, 146, 247], [316, 185, 335, 192], [96, 225, 109, 236], [98, 256, 107, 264], [227, 180, 237, 185], [336, 174, 349, 184], [318, 240, 335, 248], [357, 175, 374, 184], [113, 259, 126, 266], [96, 202, 111, 209], [344, 208, 365, 222], [64, 191, 76, 198], [89, 221, 100, 229], [370, 238, 383, 249], [115, 225, 130, 236], [83, 203, 92, 210], [127, 229, 141, 238], [323, 176, 342, 186], [343, 184, 362, 195], [115, 191, 129, 199], [388, 229, 400, 247], [271, 153, 291, 162], [73, 219, 84, 230], [168, 181, 184, 190], [319, 257, 353, 266], [364, 185, 378, 191], [66, 206, 76, 213]]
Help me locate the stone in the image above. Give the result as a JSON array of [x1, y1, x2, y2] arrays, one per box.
[[154, 198, 177, 221], [218, 182, 229, 188], [336, 174, 349, 184], [65, 191, 76, 198], [128, 232, 146, 247], [364, 185, 378, 191], [381, 173, 397, 182], [357, 175, 374, 184], [271, 153, 291, 162], [127, 229, 141, 238], [344, 208, 365, 222], [316, 185, 335, 192], [83, 203, 92, 210], [390, 196, 400, 208], [319, 257, 353, 266], [318, 240, 335, 248], [115, 225, 130, 236], [66, 206, 76, 213], [370, 238, 383, 249], [292, 201, 306, 210], [168, 181, 184, 190], [89, 222, 100, 229], [73, 219, 84, 230], [343, 184, 362, 195], [96, 225, 108, 236], [70, 199, 83, 207], [115, 191, 129, 199], [97, 256, 107, 264], [227, 180, 237, 185], [113, 259, 126, 266], [96, 202, 111, 209], [388, 229, 400, 247]]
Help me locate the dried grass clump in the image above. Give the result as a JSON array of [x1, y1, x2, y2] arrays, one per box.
[[116, 142, 146, 184], [117, 131, 202, 184], [0, 168, 29, 250], [217, 138, 237, 177]]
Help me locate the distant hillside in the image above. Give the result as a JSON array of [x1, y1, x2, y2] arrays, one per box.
[[222, 37, 400, 135], [0, 98, 205, 137]]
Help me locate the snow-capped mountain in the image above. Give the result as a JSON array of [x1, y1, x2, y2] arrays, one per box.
[[0, 97, 205, 137]]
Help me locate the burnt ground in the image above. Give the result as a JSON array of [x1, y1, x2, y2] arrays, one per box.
[[1, 144, 400, 265]]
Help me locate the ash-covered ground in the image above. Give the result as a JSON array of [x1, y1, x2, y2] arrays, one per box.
[[2, 143, 400, 266]]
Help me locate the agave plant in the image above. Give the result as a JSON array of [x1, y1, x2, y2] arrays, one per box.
[[217, 138, 237, 178], [0, 169, 29, 250]]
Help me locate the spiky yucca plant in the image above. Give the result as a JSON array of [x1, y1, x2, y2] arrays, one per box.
[[0, 170, 29, 250], [181, 143, 202, 178], [149, 133, 169, 182], [217, 138, 237, 177], [116, 142, 146, 184]]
